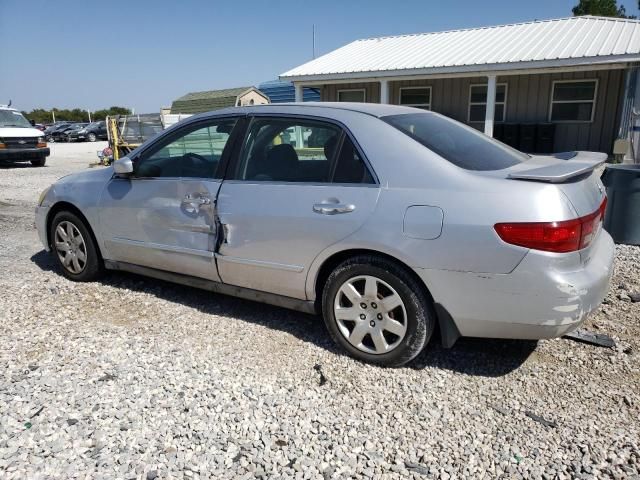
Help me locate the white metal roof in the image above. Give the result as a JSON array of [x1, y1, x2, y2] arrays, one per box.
[[281, 16, 640, 82]]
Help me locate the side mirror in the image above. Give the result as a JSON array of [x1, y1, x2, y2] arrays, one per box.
[[113, 156, 134, 176]]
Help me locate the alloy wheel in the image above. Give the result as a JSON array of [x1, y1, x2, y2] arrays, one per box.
[[333, 275, 408, 354], [54, 221, 88, 274]]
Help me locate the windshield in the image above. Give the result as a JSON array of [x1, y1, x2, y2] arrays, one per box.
[[0, 109, 32, 128], [382, 112, 528, 171]]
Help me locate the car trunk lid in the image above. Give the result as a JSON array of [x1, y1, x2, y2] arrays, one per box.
[[500, 151, 606, 217]]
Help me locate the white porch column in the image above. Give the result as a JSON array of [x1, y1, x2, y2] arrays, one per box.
[[484, 75, 497, 137], [380, 79, 390, 104], [294, 83, 303, 102]]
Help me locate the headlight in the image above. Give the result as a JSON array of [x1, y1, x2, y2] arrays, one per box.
[[37, 186, 51, 206], [37, 136, 44, 143]]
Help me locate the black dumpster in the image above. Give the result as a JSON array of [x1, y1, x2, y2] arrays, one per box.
[[519, 124, 537, 153], [602, 164, 640, 246], [536, 123, 556, 154], [502, 123, 519, 149]]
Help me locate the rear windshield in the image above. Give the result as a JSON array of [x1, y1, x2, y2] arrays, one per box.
[[382, 112, 528, 171]]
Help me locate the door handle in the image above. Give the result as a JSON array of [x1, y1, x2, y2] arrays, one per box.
[[312, 203, 356, 215]]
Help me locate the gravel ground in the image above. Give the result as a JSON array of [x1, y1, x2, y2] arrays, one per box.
[[0, 143, 639, 479]]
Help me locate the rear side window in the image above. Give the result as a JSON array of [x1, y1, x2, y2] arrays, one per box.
[[382, 112, 528, 171], [333, 136, 374, 184], [234, 117, 375, 184]]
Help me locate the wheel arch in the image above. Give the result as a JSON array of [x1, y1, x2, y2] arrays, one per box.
[[311, 247, 460, 348], [46, 201, 104, 261]]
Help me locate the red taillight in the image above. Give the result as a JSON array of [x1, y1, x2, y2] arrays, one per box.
[[494, 197, 607, 253]]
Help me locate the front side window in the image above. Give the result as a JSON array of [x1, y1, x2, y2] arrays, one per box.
[[337, 89, 366, 103], [468, 84, 507, 123], [550, 80, 597, 122], [383, 112, 528, 171], [399, 87, 431, 110], [135, 118, 237, 178]]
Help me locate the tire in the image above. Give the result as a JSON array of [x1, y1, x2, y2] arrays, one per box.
[[48, 137, 55, 143], [87, 133, 97, 142], [31, 157, 46, 167], [321, 255, 434, 367], [49, 211, 103, 282]]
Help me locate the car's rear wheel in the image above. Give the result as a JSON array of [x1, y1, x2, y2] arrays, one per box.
[[87, 133, 97, 142], [31, 157, 46, 167], [322, 255, 434, 367], [49, 211, 103, 281]]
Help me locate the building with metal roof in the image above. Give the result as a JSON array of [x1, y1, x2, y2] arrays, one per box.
[[171, 87, 269, 114], [281, 16, 640, 159], [258, 80, 320, 103]]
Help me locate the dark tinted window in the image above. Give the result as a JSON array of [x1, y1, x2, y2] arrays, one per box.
[[135, 119, 237, 178], [333, 136, 374, 184], [383, 112, 527, 171]]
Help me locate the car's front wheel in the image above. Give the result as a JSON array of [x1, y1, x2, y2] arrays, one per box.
[[31, 157, 46, 167], [322, 255, 434, 367], [49, 211, 103, 281], [87, 133, 97, 142]]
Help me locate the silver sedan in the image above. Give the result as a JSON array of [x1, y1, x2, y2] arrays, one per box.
[[35, 103, 614, 366]]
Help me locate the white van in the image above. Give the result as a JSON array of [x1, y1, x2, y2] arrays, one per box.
[[0, 105, 50, 167]]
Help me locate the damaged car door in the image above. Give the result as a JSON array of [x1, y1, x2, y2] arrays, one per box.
[[98, 117, 241, 281]]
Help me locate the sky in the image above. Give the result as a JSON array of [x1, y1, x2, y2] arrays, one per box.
[[1, 0, 638, 113]]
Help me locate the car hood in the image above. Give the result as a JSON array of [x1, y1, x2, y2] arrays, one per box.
[[0, 127, 43, 137], [56, 165, 114, 186]]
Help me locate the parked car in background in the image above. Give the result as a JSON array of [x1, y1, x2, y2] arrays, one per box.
[[44, 122, 72, 141], [35, 103, 614, 366], [67, 121, 108, 142], [0, 105, 50, 166], [49, 123, 88, 142]]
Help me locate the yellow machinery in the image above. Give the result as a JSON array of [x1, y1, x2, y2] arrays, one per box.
[[100, 114, 163, 165]]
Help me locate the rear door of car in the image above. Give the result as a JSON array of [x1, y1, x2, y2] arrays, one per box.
[[216, 114, 380, 299]]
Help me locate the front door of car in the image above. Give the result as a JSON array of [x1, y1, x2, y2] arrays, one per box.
[[216, 116, 380, 299], [98, 117, 242, 281]]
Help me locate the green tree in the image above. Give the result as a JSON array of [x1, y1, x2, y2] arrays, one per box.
[[572, 0, 633, 17], [23, 106, 132, 124]]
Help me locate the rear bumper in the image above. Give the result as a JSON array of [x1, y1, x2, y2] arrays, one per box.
[[35, 205, 50, 251], [0, 147, 50, 161], [417, 231, 615, 340]]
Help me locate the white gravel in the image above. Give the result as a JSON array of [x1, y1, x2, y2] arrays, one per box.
[[0, 143, 639, 479]]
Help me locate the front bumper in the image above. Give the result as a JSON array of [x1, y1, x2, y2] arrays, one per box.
[[0, 147, 50, 161], [417, 231, 615, 340], [35, 205, 50, 251]]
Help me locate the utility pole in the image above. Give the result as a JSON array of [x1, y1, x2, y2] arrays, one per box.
[[52, 109, 56, 123], [312, 24, 316, 59], [88, 110, 92, 122]]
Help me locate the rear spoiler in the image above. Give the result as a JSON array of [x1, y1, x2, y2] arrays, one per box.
[[507, 152, 607, 183]]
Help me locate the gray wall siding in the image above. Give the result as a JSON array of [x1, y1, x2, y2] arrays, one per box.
[[321, 69, 625, 154]]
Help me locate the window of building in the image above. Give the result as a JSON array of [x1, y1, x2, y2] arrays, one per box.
[[337, 89, 366, 103], [399, 87, 432, 110], [550, 80, 597, 123], [468, 84, 507, 123]]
